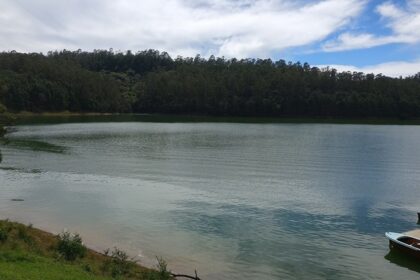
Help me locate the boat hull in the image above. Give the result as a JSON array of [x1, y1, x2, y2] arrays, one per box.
[[386, 232, 420, 260], [388, 240, 420, 260]]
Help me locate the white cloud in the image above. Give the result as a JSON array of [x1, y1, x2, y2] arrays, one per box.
[[0, 0, 365, 58], [317, 59, 420, 77], [323, 33, 398, 51], [323, 0, 420, 52]]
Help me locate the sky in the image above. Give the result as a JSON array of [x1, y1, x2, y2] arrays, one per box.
[[0, 0, 419, 77]]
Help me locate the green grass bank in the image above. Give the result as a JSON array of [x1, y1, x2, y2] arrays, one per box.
[[0, 220, 173, 280]]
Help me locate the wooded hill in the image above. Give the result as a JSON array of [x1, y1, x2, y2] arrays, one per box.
[[0, 50, 419, 118]]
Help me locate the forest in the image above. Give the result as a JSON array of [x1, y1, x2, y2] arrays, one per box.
[[0, 49, 420, 119]]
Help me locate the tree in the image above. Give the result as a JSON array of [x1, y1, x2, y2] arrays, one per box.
[[0, 50, 419, 119]]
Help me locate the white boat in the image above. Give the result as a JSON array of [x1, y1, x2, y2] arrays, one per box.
[[385, 232, 420, 259]]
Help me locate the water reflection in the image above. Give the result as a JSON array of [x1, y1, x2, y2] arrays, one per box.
[[1, 138, 68, 153], [1, 120, 420, 279], [385, 251, 420, 273], [171, 200, 418, 278]]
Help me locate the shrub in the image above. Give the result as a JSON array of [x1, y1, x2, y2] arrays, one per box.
[[57, 231, 86, 261], [142, 257, 172, 280], [17, 224, 33, 244], [156, 257, 171, 280], [102, 247, 134, 278], [0, 227, 8, 243], [83, 263, 92, 273], [0, 102, 14, 138]]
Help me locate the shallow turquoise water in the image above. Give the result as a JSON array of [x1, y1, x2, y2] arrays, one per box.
[[1, 119, 420, 279]]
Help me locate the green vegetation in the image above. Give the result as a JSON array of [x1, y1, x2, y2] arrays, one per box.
[[0, 101, 13, 163], [102, 248, 135, 278], [156, 257, 171, 280], [0, 220, 173, 280], [0, 102, 9, 137], [57, 231, 87, 261], [0, 50, 419, 119]]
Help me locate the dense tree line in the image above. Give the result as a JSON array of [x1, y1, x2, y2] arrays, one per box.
[[0, 50, 419, 118]]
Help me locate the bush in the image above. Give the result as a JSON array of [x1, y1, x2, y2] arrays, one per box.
[[102, 247, 134, 278], [0, 102, 14, 137], [17, 224, 32, 244], [0, 227, 8, 243], [156, 257, 171, 280], [57, 231, 87, 261], [0, 126, 5, 137], [142, 257, 172, 280], [83, 263, 92, 273]]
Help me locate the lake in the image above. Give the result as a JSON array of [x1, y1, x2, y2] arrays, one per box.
[[1, 116, 420, 279]]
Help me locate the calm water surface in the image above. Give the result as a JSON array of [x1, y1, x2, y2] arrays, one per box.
[[1, 117, 420, 279]]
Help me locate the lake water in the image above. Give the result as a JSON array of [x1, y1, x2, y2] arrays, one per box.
[[1, 116, 420, 279]]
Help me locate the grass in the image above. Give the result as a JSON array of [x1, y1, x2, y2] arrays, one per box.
[[0, 220, 172, 280], [0, 251, 112, 280]]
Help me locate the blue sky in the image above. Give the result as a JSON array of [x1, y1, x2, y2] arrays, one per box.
[[279, 0, 420, 76], [0, 0, 419, 76]]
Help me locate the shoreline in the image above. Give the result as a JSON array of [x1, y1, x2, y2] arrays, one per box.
[[12, 111, 420, 125], [0, 219, 204, 279], [0, 219, 161, 279], [0, 216, 200, 279], [13, 111, 121, 117], [0, 213, 158, 269]]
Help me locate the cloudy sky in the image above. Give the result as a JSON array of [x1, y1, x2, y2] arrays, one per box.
[[0, 0, 419, 76]]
